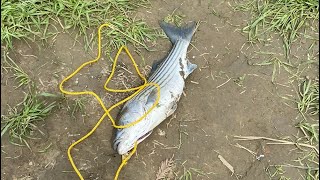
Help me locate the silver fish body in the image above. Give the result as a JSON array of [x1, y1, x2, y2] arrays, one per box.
[[113, 21, 197, 155]]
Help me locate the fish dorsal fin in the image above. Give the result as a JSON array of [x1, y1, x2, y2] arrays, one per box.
[[149, 58, 165, 77]]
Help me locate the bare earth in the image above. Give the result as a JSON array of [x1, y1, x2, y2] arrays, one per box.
[[1, 0, 319, 180]]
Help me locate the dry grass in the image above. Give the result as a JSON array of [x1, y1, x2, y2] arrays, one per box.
[[155, 155, 176, 180]]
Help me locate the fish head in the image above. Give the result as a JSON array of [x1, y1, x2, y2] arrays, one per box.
[[113, 127, 153, 155], [113, 105, 153, 155]]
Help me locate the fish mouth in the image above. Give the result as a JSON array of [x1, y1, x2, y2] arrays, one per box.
[[137, 130, 153, 143], [114, 130, 153, 155]]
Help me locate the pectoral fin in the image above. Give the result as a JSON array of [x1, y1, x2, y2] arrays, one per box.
[[145, 88, 158, 107], [184, 59, 197, 78]]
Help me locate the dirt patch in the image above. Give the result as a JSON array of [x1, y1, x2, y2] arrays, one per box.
[[1, 0, 318, 180]]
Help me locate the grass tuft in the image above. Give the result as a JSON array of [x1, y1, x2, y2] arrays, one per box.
[[179, 165, 209, 180], [3, 52, 31, 88], [1, 92, 56, 146], [266, 165, 286, 178], [235, 0, 319, 57], [164, 9, 186, 27], [69, 97, 86, 120], [251, 56, 297, 83], [297, 78, 319, 115], [102, 17, 160, 53], [296, 121, 319, 145]]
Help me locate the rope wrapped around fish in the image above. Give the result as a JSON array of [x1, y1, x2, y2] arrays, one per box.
[[113, 21, 198, 155]]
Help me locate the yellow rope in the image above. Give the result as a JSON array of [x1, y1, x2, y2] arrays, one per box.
[[59, 23, 160, 180], [114, 142, 138, 180]]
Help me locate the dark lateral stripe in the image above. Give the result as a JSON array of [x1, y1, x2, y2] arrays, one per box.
[[137, 40, 184, 97], [129, 40, 186, 102], [149, 40, 182, 81], [135, 49, 180, 99], [147, 41, 178, 80]]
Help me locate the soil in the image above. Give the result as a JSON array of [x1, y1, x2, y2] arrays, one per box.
[[1, 0, 319, 180]]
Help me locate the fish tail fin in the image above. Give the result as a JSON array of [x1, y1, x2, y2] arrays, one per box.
[[159, 21, 197, 44]]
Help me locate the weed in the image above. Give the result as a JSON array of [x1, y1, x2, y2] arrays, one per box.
[[211, 8, 222, 18], [306, 168, 319, 180], [233, 74, 246, 87], [37, 142, 53, 153], [1, 92, 56, 146], [179, 168, 193, 180], [279, 77, 319, 120], [70, 97, 86, 119], [3, 52, 31, 88], [251, 56, 297, 83], [296, 121, 319, 145], [179, 164, 209, 180], [234, 0, 319, 57], [279, 176, 291, 180], [266, 165, 286, 178], [297, 78, 319, 115], [294, 150, 319, 180], [164, 9, 186, 27]]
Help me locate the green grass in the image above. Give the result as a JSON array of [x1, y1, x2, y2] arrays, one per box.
[[2, 51, 31, 88], [306, 168, 319, 180], [281, 78, 319, 146], [179, 166, 209, 180], [233, 74, 246, 87], [266, 165, 290, 180], [251, 56, 297, 83], [101, 16, 160, 53], [234, 2, 319, 179], [296, 121, 319, 145], [69, 97, 86, 120], [294, 150, 319, 180], [1, 0, 160, 52], [1, 92, 56, 147], [234, 0, 319, 57], [279, 77, 319, 179], [164, 9, 186, 27], [297, 78, 319, 115], [266, 165, 285, 178], [179, 169, 193, 180]]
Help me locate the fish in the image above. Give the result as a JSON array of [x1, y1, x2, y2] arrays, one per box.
[[113, 21, 197, 155]]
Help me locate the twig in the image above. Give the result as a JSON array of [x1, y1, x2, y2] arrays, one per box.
[[216, 78, 231, 88], [234, 136, 319, 155], [218, 155, 234, 175], [119, 66, 133, 75], [270, 164, 318, 171], [190, 81, 199, 84], [234, 143, 256, 156]]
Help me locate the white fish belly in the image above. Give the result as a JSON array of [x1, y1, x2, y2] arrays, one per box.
[[147, 70, 185, 130]]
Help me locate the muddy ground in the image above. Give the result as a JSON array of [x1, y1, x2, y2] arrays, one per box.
[[1, 0, 319, 180]]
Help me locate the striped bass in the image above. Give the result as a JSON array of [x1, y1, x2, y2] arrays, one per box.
[[113, 21, 197, 155]]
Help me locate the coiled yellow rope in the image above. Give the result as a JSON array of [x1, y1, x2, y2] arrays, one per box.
[[59, 23, 160, 180]]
